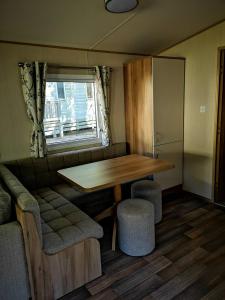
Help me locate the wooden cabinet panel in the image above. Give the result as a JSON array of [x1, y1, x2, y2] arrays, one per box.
[[124, 57, 153, 155]]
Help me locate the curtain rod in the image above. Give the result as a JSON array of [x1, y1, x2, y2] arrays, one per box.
[[48, 64, 96, 71], [48, 64, 113, 72], [18, 63, 112, 72], [18, 62, 96, 71]]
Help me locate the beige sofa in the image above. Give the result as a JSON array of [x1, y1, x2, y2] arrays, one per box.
[[0, 193, 30, 300], [0, 142, 127, 300], [6, 143, 126, 217]]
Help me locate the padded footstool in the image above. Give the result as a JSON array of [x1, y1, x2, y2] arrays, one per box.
[[117, 199, 155, 256], [131, 180, 162, 224]]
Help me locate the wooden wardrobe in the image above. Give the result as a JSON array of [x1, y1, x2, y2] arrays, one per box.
[[124, 56, 185, 190]]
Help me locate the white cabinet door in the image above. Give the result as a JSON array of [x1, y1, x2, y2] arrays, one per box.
[[154, 141, 183, 190], [152, 58, 184, 146]]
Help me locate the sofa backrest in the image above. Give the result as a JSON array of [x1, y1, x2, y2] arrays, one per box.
[[5, 142, 127, 190], [0, 181, 12, 225], [0, 165, 42, 244]]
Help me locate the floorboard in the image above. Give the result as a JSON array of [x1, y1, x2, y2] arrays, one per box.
[[60, 191, 225, 300]]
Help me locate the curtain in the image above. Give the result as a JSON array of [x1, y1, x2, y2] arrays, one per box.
[[95, 66, 112, 146], [19, 62, 47, 158]]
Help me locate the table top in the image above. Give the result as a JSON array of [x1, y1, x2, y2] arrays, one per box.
[[57, 154, 174, 192]]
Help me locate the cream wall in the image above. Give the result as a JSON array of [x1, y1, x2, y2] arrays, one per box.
[[0, 43, 139, 162], [160, 20, 225, 200]]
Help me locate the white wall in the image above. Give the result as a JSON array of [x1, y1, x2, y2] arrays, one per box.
[[0, 43, 139, 162], [160, 20, 225, 200]]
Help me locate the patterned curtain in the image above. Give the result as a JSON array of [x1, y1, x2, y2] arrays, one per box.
[[95, 66, 112, 146], [19, 62, 47, 158]]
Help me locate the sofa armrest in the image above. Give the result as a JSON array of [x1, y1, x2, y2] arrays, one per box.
[[0, 221, 30, 300]]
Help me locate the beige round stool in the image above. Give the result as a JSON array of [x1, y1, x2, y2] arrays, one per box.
[[117, 198, 155, 256], [131, 180, 162, 224]]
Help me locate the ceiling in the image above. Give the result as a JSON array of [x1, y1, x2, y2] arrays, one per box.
[[0, 0, 225, 55]]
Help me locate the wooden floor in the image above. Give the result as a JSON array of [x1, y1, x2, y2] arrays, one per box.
[[60, 192, 225, 300]]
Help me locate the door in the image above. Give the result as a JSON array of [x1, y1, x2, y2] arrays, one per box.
[[152, 58, 184, 146], [215, 49, 225, 206], [154, 141, 183, 190]]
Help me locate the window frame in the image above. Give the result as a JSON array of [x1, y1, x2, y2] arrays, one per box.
[[44, 73, 102, 153]]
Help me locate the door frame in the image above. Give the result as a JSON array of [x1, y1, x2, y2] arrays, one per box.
[[213, 47, 225, 204]]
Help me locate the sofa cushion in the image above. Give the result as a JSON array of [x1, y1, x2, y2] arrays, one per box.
[[32, 187, 103, 254], [51, 183, 84, 202], [0, 182, 11, 224], [51, 183, 114, 217], [0, 164, 42, 243]]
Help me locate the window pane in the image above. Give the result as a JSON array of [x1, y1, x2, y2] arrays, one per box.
[[87, 83, 93, 98], [57, 82, 65, 99], [44, 81, 98, 145]]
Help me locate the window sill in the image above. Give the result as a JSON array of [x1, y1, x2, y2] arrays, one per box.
[[46, 138, 104, 155]]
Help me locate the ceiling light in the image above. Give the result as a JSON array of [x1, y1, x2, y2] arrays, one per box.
[[105, 0, 139, 13]]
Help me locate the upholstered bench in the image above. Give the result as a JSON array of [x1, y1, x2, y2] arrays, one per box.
[[51, 182, 113, 217], [33, 187, 103, 254], [0, 164, 104, 299]]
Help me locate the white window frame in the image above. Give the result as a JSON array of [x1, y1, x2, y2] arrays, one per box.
[[45, 73, 102, 152]]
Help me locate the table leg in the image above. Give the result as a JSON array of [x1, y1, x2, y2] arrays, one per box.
[[114, 184, 122, 204], [112, 184, 122, 251]]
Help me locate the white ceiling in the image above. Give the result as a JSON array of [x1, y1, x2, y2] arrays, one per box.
[[0, 0, 225, 54]]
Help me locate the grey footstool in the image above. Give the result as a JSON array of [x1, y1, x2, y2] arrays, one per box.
[[131, 180, 162, 224], [117, 199, 155, 256]]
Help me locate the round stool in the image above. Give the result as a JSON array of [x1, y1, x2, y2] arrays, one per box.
[[131, 180, 162, 224], [117, 199, 155, 256]]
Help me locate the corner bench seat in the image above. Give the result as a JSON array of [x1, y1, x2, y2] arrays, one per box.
[[33, 187, 103, 254], [51, 183, 113, 217], [0, 164, 104, 299]]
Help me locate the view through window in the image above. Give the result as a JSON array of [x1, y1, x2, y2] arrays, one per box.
[[44, 80, 99, 147]]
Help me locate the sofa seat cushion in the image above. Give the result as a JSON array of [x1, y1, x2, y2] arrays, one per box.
[[0, 182, 12, 224], [51, 183, 114, 217], [32, 188, 103, 254]]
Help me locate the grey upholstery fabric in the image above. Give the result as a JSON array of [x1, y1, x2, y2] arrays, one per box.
[[52, 183, 84, 202], [0, 164, 104, 255], [52, 183, 113, 217], [131, 180, 162, 224], [0, 221, 30, 300], [33, 187, 103, 254], [5, 142, 127, 190], [117, 199, 155, 256], [0, 164, 42, 242], [0, 182, 11, 224]]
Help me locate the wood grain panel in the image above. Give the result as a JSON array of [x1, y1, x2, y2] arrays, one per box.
[[16, 205, 45, 300], [148, 264, 206, 300], [124, 57, 153, 155], [16, 206, 102, 299], [58, 154, 174, 192]]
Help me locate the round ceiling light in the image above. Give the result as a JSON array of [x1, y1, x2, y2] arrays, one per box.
[[105, 0, 139, 13]]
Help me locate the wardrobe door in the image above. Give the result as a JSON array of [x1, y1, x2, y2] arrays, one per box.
[[152, 58, 184, 146], [154, 141, 183, 190]]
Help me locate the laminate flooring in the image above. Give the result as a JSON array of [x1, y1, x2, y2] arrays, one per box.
[[60, 192, 225, 300]]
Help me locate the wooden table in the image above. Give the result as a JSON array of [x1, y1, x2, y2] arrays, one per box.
[[58, 154, 174, 250]]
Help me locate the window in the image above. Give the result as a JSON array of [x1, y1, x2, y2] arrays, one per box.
[[44, 73, 101, 151], [57, 82, 65, 99]]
